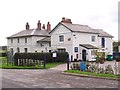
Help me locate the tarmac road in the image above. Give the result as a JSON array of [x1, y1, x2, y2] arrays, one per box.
[[1, 67, 119, 88]]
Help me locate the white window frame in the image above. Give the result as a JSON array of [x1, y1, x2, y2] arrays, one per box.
[[59, 35, 64, 42], [91, 36, 95, 42]]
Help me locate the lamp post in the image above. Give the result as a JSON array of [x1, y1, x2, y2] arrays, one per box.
[[44, 47, 47, 68]]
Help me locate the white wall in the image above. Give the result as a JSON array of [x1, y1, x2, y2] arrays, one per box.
[[7, 36, 51, 54], [98, 37, 113, 55], [51, 24, 74, 60], [72, 32, 98, 60]]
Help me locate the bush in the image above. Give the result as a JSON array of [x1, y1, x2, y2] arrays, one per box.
[[14, 52, 68, 66]]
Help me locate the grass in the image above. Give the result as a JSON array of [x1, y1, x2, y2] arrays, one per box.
[[0, 56, 64, 69], [0, 62, 64, 69], [64, 70, 120, 79]]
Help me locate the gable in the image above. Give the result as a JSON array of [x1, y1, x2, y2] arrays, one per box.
[[50, 23, 71, 35]]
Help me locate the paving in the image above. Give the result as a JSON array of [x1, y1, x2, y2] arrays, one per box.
[[1, 63, 120, 88]]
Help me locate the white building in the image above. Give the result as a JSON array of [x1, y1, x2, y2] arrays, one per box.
[[7, 21, 51, 54], [50, 17, 113, 61], [7, 17, 113, 61]]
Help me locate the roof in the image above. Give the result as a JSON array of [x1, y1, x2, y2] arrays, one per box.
[[96, 29, 113, 38], [61, 23, 99, 34], [37, 37, 51, 42], [7, 29, 50, 38], [50, 22, 113, 38], [79, 44, 98, 49], [50, 22, 99, 34]]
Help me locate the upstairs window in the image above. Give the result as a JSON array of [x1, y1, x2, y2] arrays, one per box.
[[91, 36, 95, 42], [59, 35, 64, 42], [25, 38, 27, 43], [11, 39, 13, 43], [101, 38, 105, 48], [17, 38, 19, 43]]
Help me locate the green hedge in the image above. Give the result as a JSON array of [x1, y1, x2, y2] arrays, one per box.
[[14, 52, 68, 66]]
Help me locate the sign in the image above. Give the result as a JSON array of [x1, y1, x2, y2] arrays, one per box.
[[53, 52, 57, 58], [74, 47, 78, 52]]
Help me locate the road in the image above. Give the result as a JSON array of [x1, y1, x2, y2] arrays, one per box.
[[1, 64, 120, 88]]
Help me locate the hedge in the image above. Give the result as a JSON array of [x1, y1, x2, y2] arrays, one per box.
[[14, 52, 68, 66]]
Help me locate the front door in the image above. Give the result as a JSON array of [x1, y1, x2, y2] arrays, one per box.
[[82, 49, 86, 61]]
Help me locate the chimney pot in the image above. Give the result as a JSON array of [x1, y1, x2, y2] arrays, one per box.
[[47, 22, 51, 31], [61, 17, 72, 24], [66, 18, 72, 23], [42, 24, 45, 29], [26, 22, 30, 30], [37, 20, 41, 30], [61, 17, 66, 22]]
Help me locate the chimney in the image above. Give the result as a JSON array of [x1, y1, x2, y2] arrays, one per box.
[[42, 24, 45, 29], [66, 18, 72, 24], [26, 22, 30, 30], [61, 17, 72, 24], [47, 22, 51, 31], [61, 17, 66, 22], [37, 20, 41, 30]]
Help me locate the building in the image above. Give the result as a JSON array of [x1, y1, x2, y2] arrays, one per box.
[[50, 17, 113, 61], [7, 21, 51, 54], [7, 17, 113, 61]]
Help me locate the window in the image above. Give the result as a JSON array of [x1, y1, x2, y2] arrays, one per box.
[[91, 36, 95, 42], [91, 50, 95, 55], [58, 48, 66, 52], [24, 48, 28, 53], [59, 35, 64, 42], [40, 43, 44, 47], [17, 47, 20, 53], [101, 38, 105, 48], [25, 38, 27, 43], [74, 47, 78, 52], [17, 38, 19, 43], [49, 42, 51, 47], [11, 39, 13, 43]]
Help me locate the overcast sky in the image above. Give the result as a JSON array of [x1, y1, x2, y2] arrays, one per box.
[[0, 0, 118, 46]]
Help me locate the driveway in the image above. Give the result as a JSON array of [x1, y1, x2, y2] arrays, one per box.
[[1, 63, 119, 88]]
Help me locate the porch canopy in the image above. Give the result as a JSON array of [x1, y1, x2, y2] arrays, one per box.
[[37, 37, 51, 43], [79, 44, 98, 49]]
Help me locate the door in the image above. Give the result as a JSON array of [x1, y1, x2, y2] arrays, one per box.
[[82, 49, 86, 61]]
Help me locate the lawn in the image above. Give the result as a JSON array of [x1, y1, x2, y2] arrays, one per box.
[[64, 70, 120, 79], [0, 62, 64, 69], [0, 57, 64, 69]]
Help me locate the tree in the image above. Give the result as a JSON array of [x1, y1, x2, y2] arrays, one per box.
[[113, 41, 120, 52]]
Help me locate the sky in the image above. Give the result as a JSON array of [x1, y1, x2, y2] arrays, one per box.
[[0, 0, 118, 46]]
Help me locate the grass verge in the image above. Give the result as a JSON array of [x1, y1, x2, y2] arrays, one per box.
[[64, 70, 120, 79]]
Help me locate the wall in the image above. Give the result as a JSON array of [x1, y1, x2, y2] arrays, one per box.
[[7, 36, 51, 54], [51, 24, 73, 60], [72, 32, 98, 60], [98, 37, 113, 55]]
